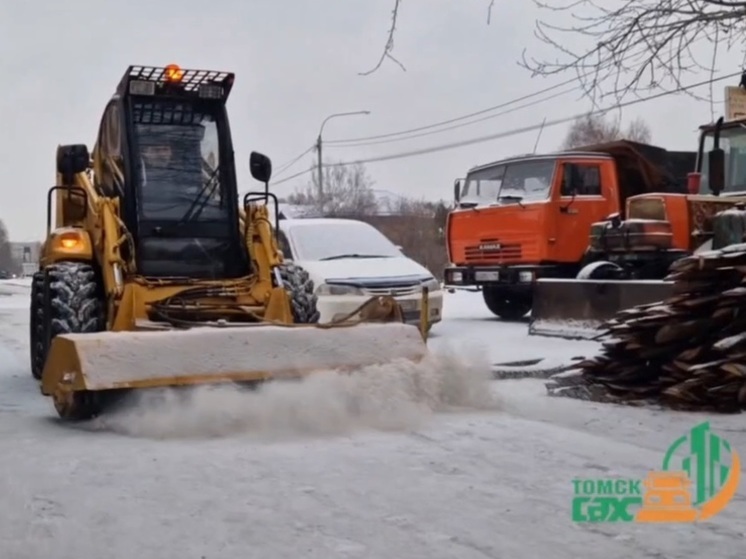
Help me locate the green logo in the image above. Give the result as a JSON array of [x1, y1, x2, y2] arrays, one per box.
[[571, 421, 740, 523]]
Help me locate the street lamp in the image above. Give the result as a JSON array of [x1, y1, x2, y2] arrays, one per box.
[[316, 110, 371, 196]]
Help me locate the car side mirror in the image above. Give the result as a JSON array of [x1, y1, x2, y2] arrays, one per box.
[[250, 151, 272, 184], [708, 148, 725, 195], [453, 179, 461, 202]]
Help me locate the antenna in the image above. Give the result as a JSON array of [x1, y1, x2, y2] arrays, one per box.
[[532, 117, 547, 154]]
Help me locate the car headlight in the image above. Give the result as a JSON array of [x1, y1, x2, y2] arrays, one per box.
[[316, 283, 364, 296], [422, 278, 441, 292]]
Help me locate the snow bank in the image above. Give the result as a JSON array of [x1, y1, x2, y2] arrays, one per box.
[[0, 278, 31, 298], [0, 280, 30, 310], [91, 343, 498, 440]]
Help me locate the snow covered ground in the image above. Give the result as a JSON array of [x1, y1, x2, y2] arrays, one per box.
[[0, 280, 745, 559]]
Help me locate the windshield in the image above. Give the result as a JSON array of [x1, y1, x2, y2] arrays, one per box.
[[700, 124, 746, 194], [461, 158, 557, 205], [287, 221, 402, 261], [132, 100, 226, 222]]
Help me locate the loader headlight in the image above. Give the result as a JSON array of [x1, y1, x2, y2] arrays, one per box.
[[316, 283, 364, 296], [422, 278, 441, 292]]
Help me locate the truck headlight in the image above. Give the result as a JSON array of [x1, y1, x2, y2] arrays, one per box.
[[448, 270, 463, 283], [316, 283, 364, 296], [518, 271, 534, 282]]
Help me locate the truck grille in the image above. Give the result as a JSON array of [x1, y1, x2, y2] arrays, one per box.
[[465, 242, 522, 264]]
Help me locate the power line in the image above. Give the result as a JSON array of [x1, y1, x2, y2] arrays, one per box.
[[325, 86, 577, 148], [273, 145, 316, 178], [324, 39, 713, 146], [272, 164, 315, 186], [271, 70, 741, 187]]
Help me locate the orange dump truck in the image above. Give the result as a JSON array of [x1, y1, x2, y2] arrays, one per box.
[[443, 141, 698, 322]]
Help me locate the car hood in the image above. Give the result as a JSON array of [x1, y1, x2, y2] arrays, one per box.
[[295, 256, 434, 285]]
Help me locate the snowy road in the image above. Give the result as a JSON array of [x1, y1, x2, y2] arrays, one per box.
[[1, 280, 745, 559]]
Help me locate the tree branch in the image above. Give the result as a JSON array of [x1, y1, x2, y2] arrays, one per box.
[[359, 0, 406, 76], [521, 0, 746, 103], [361, 0, 497, 76]]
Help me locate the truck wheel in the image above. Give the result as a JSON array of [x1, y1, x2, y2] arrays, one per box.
[[482, 287, 531, 320], [29, 271, 45, 380], [41, 262, 106, 420], [279, 263, 320, 324], [576, 260, 623, 280]]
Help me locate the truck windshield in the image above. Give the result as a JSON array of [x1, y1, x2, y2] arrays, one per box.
[[461, 158, 557, 205], [700, 124, 746, 194]]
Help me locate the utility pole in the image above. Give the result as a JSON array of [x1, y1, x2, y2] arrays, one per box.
[[316, 110, 371, 198]]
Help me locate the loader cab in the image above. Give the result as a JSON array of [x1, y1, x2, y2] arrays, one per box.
[[94, 65, 249, 279]]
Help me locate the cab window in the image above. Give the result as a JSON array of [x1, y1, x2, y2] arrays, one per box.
[[560, 163, 602, 196]]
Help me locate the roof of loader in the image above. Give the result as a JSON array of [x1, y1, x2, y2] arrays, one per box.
[[116, 63, 235, 102]]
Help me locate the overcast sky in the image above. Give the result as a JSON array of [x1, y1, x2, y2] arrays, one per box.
[[1, 0, 743, 241]]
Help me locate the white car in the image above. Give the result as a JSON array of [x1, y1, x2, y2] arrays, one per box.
[[276, 218, 443, 330]]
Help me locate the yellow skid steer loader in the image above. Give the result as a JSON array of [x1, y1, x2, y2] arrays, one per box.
[[31, 64, 430, 420]]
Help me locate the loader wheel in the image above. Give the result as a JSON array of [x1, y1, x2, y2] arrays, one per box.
[[482, 287, 531, 321], [29, 271, 46, 380], [278, 263, 320, 323], [41, 262, 106, 420]]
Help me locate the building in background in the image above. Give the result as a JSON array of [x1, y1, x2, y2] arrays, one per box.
[[10, 241, 40, 277]]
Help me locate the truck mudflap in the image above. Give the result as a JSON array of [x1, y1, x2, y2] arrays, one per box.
[[528, 278, 675, 340]]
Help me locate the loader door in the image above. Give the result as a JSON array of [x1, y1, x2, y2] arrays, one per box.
[[555, 161, 614, 262], [128, 99, 249, 279]]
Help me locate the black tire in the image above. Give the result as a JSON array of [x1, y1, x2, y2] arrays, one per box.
[[278, 263, 320, 323], [41, 261, 106, 420], [29, 271, 45, 380], [482, 287, 531, 320], [576, 260, 623, 280]]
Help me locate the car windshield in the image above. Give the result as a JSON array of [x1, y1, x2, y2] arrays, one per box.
[[461, 158, 557, 205], [132, 100, 226, 222], [287, 221, 402, 261], [700, 124, 746, 194]]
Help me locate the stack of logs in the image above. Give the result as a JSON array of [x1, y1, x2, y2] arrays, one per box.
[[547, 242, 746, 412]]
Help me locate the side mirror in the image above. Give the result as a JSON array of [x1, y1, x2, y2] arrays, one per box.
[[708, 148, 725, 195], [453, 179, 461, 202], [250, 151, 272, 184]]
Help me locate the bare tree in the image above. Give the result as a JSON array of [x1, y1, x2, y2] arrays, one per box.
[[520, 0, 746, 103], [0, 219, 13, 273], [286, 160, 379, 217], [561, 112, 652, 149], [354, 196, 450, 278], [370, 0, 743, 107]]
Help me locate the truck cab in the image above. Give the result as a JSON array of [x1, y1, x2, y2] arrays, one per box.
[[695, 116, 746, 196], [443, 142, 693, 319]]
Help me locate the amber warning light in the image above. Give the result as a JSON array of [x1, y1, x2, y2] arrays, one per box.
[[164, 64, 184, 82]]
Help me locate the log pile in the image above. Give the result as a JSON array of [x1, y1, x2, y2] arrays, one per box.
[[546, 242, 746, 412]]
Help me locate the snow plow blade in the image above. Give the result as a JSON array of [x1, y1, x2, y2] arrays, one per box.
[[40, 321, 428, 417], [528, 278, 675, 339]]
